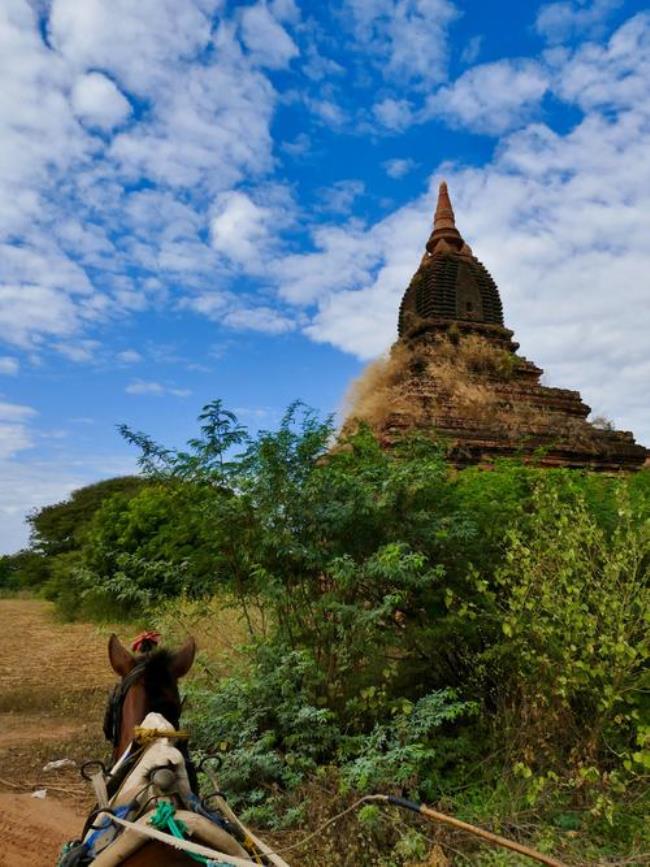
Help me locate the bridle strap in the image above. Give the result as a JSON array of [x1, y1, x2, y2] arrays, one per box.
[[104, 659, 149, 748]]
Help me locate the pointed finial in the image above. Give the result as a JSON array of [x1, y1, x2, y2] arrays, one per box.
[[426, 180, 466, 255], [434, 180, 455, 232]]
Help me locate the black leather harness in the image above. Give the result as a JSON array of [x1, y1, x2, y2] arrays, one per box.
[[102, 659, 149, 748]]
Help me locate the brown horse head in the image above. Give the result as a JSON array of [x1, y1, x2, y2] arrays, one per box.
[[106, 633, 196, 762]]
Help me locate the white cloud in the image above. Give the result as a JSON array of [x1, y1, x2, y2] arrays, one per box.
[[210, 190, 274, 264], [307, 98, 347, 128], [0, 400, 37, 460], [239, 2, 299, 69], [181, 292, 296, 335], [281, 132, 311, 157], [553, 12, 650, 112], [344, 0, 458, 87], [125, 379, 191, 397], [0, 1, 281, 354], [373, 97, 413, 130], [181, 292, 228, 318], [71, 71, 131, 130], [0, 1, 88, 212], [0, 284, 84, 348], [302, 44, 344, 81], [0, 400, 36, 422], [125, 380, 160, 395], [0, 461, 75, 551], [116, 349, 142, 363], [270, 0, 300, 23], [369, 15, 642, 139], [460, 34, 483, 65], [221, 306, 295, 334], [0, 2, 110, 354], [383, 157, 417, 178], [536, 0, 622, 44], [318, 180, 365, 213], [54, 339, 101, 362], [108, 26, 276, 191], [0, 425, 33, 460], [0, 454, 138, 553], [48, 0, 216, 95], [424, 59, 550, 134], [0, 357, 19, 375], [274, 221, 384, 306]]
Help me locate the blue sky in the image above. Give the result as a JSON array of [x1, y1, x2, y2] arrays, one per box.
[[1, 0, 650, 552]]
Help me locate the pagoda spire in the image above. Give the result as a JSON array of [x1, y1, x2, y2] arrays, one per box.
[[426, 180, 465, 254], [434, 180, 456, 231]]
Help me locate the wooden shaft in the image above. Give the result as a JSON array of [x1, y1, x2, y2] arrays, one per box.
[[417, 803, 568, 867], [203, 763, 292, 867]]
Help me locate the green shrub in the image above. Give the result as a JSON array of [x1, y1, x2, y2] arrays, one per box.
[[471, 478, 650, 814], [188, 645, 339, 826], [187, 643, 477, 827]]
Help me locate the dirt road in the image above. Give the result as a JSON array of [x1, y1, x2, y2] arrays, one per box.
[[0, 598, 121, 865]]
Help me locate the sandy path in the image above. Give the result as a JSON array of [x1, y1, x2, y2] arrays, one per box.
[[0, 794, 83, 866], [0, 598, 127, 864]]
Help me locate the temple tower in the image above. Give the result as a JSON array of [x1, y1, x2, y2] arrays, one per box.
[[347, 182, 647, 470]]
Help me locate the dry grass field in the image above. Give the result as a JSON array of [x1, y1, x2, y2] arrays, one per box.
[[0, 598, 125, 865]]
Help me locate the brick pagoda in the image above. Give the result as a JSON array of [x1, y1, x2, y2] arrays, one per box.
[[355, 182, 646, 470]]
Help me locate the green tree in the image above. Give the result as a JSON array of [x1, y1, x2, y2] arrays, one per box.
[[72, 481, 224, 618], [28, 476, 148, 557]]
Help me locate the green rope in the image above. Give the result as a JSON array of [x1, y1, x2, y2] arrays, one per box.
[[149, 799, 189, 836], [148, 800, 231, 866], [56, 841, 77, 866]]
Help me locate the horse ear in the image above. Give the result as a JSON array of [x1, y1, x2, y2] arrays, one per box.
[[108, 633, 135, 677], [170, 637, 196, 679]]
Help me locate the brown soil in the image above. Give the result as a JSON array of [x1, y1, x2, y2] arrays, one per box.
[[0, 598, 128, 865], [0, 793, 83, 867]]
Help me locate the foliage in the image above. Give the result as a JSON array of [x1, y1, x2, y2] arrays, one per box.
[[0, 549, 49, 592], [0, 555, 17, 592], [76, 481, 223, 615], [471, 480, 650, 815], [188, 644, 476, 827], [10, 475, 149, 606], [340, 689, 478, 797], [189, 646, 339, 825], [28, 475, 147, 557], [18, 398, 650, 862]]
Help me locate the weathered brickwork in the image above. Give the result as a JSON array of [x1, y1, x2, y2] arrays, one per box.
[[371, 182, 647, 470]]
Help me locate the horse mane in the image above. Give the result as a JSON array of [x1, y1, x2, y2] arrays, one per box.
[[139, 649, 182, 725], [141, 648, 173, 684]]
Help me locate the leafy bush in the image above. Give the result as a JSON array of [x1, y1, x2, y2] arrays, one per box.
[[29, 476, 148, 558], [472, 479, 650, 815], [188, 644, 477, 827], [340, 689, 478, 798], [189, 646, 339, 826]]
